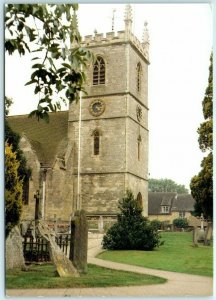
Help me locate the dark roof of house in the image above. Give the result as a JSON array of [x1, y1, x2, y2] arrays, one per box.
[[171, 194, 195, 212], [148, 192, 195, 215], [7, 111, 69, 167], [148, 192, 176, 215]]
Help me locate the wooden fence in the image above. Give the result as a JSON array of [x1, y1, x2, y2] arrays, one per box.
[[23, 234, 70, 263]]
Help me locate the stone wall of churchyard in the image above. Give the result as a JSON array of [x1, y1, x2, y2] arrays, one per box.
[[148, 211, 193, 223]]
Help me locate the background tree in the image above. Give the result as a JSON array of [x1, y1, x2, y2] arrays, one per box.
[[5, 143, 23, 237], [102, 190, 162, 251], [5, 4, 93, 121], [190, 54, 213, 220], [148, 178, 188, 194]]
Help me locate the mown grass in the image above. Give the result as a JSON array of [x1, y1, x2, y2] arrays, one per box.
[[98, 232, 213, 277], [6, 263, 166, 289]]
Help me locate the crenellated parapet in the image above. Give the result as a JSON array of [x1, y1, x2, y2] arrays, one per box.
[[81, 29, 149, 62]]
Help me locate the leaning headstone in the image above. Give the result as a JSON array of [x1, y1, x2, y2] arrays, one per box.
[[37, 220, 79, 277], [6, 226, 26, 270], [69, 210, 88, 273]]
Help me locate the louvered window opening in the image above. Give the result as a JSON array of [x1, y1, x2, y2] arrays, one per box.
[[94, 131, 100, 155], [93, 57, 105, 85]]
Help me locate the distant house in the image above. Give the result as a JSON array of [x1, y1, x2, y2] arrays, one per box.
[[148, 192, 195, 223]]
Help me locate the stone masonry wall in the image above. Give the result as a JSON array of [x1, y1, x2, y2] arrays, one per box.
[[125, 173, 148, 217], [68, 35, 149, 215], [80, 173, 125, 213], [19, 135, 40, 221]]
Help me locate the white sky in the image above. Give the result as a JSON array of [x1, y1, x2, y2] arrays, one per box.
[[5, 3, 213, 190]]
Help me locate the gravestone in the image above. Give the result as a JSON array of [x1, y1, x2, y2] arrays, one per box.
[[198, 214, 205, 242], [6, 226, 26, 270], [193, 226, 198, 247], [37, 220, 79, 277], [69, 210, 88, 273]]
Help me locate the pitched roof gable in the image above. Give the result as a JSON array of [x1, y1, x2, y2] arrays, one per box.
[[7, 111, 68, 167], [148, 192, 195, 215], [148, 192, 176, 215]]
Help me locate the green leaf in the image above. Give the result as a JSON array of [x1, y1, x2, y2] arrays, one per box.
[[25, 79, 37, 86], [32, 63, 44, 69]]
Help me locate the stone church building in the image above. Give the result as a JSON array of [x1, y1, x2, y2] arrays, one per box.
[[8, 5, 150, 227]]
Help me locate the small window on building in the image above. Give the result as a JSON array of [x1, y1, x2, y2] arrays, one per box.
[[161, 206, 169, 213], [93, 56, 105, 85], [93, 130, 100, 155], [137, 62, 142, 92], [179, 212, 185, 218]]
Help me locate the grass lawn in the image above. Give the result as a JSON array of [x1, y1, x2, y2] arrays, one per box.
[[98, 232, 213, 277], [6, 263, 166, 289]]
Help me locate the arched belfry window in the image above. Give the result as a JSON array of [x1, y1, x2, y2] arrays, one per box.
[[93, 130, 100, 155], [93, 56, 105, 85], [137, 62, 142, 92]]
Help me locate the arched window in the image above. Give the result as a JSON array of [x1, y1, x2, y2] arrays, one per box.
[[93, 56, 105, 85], [93, 130, 100, 155], [137, 62, 142, 92], [137, 192, 143, 208]]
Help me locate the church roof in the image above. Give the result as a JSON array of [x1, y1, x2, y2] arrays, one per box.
[[7, 111, 69, 167]]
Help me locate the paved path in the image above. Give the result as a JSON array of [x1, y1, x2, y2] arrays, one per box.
[[6, 235, 213, 297]]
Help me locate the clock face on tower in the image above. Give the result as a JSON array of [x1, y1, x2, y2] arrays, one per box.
[[89, 99, 105, 117]]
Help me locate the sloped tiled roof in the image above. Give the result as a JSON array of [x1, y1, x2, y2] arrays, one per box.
[[148, 192, 176, 215], [171, 194, 195, 212], [148, 192, 195, 215], [7, 111, 69, 167]]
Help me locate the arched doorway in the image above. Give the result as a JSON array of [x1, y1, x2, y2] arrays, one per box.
[[137, 192, 143, 209]]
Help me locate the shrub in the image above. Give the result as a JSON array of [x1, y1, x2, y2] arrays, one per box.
[[173, 218, 188, 229], [102, 190, 162, 251], [5, 143, 23, 237], [150, 219, 162, 231]]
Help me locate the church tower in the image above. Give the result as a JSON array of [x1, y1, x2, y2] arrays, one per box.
[[68, 5, 150, 218]]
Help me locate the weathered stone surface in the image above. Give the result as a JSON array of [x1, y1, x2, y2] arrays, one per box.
[[70, 210, 88, 273], [6, 226, 26, 270], [37, 220, 79, 277]]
